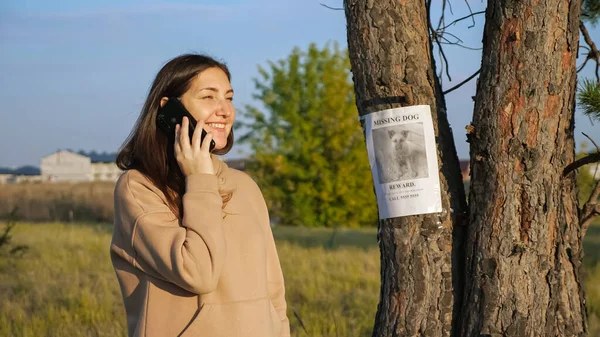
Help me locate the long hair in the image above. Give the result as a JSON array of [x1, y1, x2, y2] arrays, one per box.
[[116, 54, 234, 219]]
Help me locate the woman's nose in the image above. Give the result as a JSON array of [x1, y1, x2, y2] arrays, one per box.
[[216, 100, 233, 116]]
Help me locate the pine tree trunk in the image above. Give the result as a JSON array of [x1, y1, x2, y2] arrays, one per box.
[[344, 1, 468, 336], [461, 1, 588, 336]]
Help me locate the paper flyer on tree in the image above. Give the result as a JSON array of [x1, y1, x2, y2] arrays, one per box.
[[363, 105, 442, 219]]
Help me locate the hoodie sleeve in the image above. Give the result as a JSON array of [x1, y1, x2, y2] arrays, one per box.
[[253, 183, 290, 337], [118, 171, 226, 295]]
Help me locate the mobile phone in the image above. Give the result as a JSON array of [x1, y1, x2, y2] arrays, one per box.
[[156, 97, 216, 152]]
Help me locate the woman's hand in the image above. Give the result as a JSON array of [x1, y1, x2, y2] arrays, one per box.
[[175, 116, 215, 176]]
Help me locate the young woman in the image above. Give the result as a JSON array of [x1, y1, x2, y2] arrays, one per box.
[[110, 54, 290, 337]]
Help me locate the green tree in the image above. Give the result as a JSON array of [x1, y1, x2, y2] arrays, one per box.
[[237, 43, 377, 228], [583, 0, 600, 24], [579, 0, 600, 123], [578, 79, 600, 122]]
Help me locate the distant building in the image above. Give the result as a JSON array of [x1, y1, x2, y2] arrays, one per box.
[[41, 150, 92, 182], [0, 165, 42, 184], [0, 174, 13, 184], [36, 150, 247, 183], [41, 150, 122, 182], [10, 174, 43, 183]]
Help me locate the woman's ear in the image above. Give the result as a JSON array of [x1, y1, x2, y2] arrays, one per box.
[[160, 97, 168, 108]]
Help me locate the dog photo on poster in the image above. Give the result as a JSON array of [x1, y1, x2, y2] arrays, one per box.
[[364, 105, 442, 219]]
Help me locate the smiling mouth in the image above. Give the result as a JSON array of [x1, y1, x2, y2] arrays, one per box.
[[206, 123, 226, 130]]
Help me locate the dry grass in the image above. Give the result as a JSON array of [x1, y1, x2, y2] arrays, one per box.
[[0, 223, 380, 337], [0, 182, 114, 223], [1, 182, 600, 336], [1, 222, 599, 337]]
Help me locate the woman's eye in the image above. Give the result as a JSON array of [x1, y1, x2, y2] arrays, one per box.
[[202, 96, 215, 100], [226, 97, 234, 102]]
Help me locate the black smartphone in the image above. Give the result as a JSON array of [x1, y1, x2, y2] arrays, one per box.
[[156, 97, 216, 152]]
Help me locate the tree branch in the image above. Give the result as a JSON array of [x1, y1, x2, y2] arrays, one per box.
[[581, 183, 600, 237], [443, 69, 481, 95], [583, 132, 600, 152], [441, 10, 485, 30], [437, 35, 452, 82], [439, 41, 483, 51], [578, 57, 592, 73], [320, 3, 343, 10], [579, 20, 600, 81], [563, 152, 600, 176]]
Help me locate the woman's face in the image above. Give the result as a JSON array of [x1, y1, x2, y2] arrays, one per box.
[[170, 67, 235, 150]]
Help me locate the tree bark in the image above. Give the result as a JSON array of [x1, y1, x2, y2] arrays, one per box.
[[344, 1, 468, 336], [462, 1, 587, 336]]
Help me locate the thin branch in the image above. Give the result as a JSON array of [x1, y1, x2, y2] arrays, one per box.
[[435, 35, 452, 82], [563, 152, 600, 176], [578, 57, 592, 73], [579, 20, 600, 80], [440, 31, 464, 44], [583, 132, 600, 180], [441, 10, 485, 30], [588, 178, 600, 206], [440, 41, 483, 51], [581, 181, 600, 238], [443, 69, 481, 95], [463, 0, 475, 27], [581, 203, 600, 238], [436, 0, 447, 34], [429, 15, 452, 83], [319, 3, 343, 10], [583, 132, 600, 152]]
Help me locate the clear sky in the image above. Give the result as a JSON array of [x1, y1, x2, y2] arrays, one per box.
[[0, 0, 597, 167]]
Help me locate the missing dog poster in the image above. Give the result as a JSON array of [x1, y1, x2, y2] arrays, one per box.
[[364, 105, 442, 219]]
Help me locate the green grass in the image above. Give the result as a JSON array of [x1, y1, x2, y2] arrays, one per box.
[[1, 220, 599, 337], [0, 223, 380, 337]]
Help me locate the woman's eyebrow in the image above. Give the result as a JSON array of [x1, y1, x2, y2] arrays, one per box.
[[198, 87, 234, 94]]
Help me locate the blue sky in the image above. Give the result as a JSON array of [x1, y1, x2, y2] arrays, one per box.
[[0, 0, 597, 167]]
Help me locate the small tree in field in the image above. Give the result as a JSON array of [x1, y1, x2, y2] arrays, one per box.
[[237, 43, 377, 228]]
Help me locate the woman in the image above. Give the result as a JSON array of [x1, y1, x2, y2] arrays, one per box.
[[110, 54, 290, 337]]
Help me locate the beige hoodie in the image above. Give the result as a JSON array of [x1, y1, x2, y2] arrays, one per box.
[[110, 155, 290, 337]]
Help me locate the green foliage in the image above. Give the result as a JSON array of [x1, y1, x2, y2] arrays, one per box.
[[578, 78, 600, 122], [0, 208, 28, 257], [236, 43, 377, 227], [583, 0, 600, 25]]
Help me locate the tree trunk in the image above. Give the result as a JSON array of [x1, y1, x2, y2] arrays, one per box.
[[461, 1, 587, 336], [344, 1, 468, 336]]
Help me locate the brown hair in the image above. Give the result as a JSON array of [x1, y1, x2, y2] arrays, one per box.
[[116, 54, 234, 219]]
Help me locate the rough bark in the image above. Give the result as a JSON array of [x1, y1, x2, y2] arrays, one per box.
[[344, 1, 468, 336], [461, 1, 588, 336]]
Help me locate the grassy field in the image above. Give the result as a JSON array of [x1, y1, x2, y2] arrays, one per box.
[[1, 222, 599, 337]]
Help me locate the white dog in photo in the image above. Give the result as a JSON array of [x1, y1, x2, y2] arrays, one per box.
[[387, 129, 426, 180]]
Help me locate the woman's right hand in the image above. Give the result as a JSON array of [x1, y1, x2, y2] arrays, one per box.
[[175, 116, 215, 176]]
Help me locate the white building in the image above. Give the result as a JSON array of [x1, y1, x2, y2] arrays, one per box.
[[91, 161, 122, 181], [0, 174, 13, 184], [40, 150, 122, 182], [41, 150, 92, 182]]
